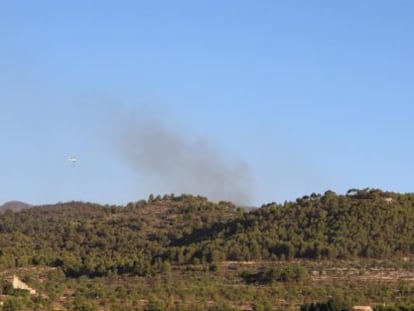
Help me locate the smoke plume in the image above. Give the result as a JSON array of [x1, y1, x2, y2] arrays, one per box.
[[117, 113, 253, 205]]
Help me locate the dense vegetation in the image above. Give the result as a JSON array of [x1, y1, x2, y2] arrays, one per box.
[[1, 188, 414, 310], [300, 299, 351, 311]]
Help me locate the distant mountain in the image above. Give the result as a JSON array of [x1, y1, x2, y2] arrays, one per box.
[[0, 200, 31, 212]]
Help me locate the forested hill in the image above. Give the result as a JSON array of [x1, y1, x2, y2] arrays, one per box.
[[1, 189, 414, 277]]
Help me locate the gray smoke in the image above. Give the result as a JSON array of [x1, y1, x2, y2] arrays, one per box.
[[118, 115, 252, 205]]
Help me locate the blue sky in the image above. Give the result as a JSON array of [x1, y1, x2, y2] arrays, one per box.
[[1, 1, 414, 206]]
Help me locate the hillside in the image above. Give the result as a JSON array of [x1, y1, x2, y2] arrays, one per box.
[[2, 190, 414, 310], [0, 201, 31, 213], [1, 189, 414, 275], [0, 194, 243, 277], [198, 188, 414, 261]]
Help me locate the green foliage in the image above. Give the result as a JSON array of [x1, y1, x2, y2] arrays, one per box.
[[144, 299, 166, 311], [375, 305, 414, 311], [1, 298, 25, 311], [2, 189, 414, 279], [241, 265, 309, 284], [208, 303, 237, 311], [208, 188, 414, 262], [251, 300, 273, 311], [300, 298, 352, 311], [0, 281, 14, 295], [2, 190, 414, 309], [71, 296, 99, 311]]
